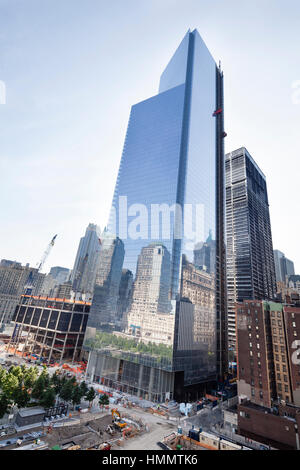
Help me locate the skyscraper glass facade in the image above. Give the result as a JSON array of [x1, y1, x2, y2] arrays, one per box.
[[84, 30, 227, 401], [70, 223, 101, 299]]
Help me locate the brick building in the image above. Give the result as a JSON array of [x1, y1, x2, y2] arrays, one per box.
[[236, 298, 300, 448]]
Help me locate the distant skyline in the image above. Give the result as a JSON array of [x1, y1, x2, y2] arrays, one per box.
[[0, 0, 299, 273]]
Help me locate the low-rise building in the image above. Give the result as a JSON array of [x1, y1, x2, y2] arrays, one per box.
[[236, 298, 300, 448]]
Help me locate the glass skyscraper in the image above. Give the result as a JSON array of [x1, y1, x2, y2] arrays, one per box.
[[226, 147, 276, 349], [70, 223, 101, 299], [273, 249, 295, 284], [84, 29, 227, 402]]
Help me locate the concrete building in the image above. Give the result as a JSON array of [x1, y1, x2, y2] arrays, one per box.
[[0, 261, 45, 331], [225, 148, 276, 350], [52, 282, 73, 300]]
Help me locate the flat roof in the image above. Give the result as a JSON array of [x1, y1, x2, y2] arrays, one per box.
[[225, 147, 266, 180], [18, 407, 45, 417], [21, 295, 91, 305]]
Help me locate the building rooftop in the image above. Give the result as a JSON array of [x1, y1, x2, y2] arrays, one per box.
[[21, 295, 91, 305], [18, 407, 45, 417]]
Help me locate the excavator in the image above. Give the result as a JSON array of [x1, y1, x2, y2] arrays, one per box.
[[111, 408, 127, 430]]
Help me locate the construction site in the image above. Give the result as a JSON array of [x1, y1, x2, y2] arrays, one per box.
[[0, 408, 149, 451], [162, 429, 250, 451]]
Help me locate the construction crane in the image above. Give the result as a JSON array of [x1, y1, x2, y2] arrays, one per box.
[[37, 234, 57, 272], [24, 234, 58, 295]]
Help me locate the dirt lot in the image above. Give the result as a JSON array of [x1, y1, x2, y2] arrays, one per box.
[[45, 414, 115, 449]]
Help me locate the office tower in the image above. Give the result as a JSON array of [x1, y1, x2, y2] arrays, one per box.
[[117, 269, 133, 321], [70, 223, 101, 298], [10, 295, 90, 363], [274, 250, 295, 284], [87, 231, 125, 328], [274, 250, 285, 283], [193, 230, 216, 273], [236, 299, 300, 449], [84, 29, 227, 402], [0, 261, 45, 330], [49, 266, 70, 285], [52, 282, 73, 299], [39, 273, 57, 297], [125, 243, 173, 346], [225, 147, 276, 349]]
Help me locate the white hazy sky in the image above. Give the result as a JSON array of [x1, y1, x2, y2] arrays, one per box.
[[0, 0, 299, 273]]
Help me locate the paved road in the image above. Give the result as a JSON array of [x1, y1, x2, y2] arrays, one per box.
[[111, 404, 179, 450]]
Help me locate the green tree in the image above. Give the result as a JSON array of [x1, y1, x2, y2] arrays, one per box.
[[59, 379, 75, 404], [1, 373, 19, 402], [0, 393, 11, 419], [23, 366, 38, 389], [99, 394, 109, 410], [0, 366, 7, 388], [39, 387, 56, 409], [71, 385, 83, 409], [79, 381, 88, 397], [31, 366, 50, 400], [14, 386, 31, 408], [85, 387, 96, 407]]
